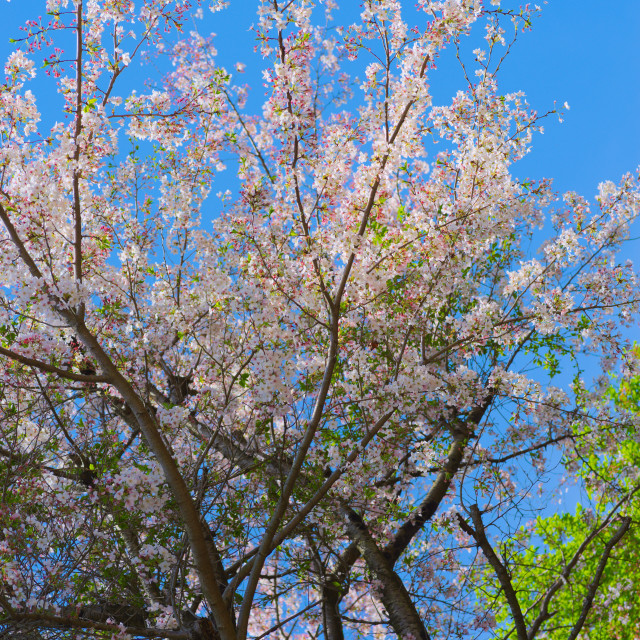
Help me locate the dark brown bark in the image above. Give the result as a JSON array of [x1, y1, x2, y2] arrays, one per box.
[[384, 398, 492, 566], [342, 506, 431, 640], [71, 321, 236, 639], [457, 506, 527, 640], [318, 542, 360, 640], [0, 611, 189, 639], [383, 431, 467, 566], [77, 601, 147, 627], [313, 400, 493, 638], [321, 581, 345, 640]]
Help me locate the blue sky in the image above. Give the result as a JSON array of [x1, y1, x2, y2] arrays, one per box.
[[1, 1, 638, 197], [494, 1, 640, 195], [200, 0, 640, 196]]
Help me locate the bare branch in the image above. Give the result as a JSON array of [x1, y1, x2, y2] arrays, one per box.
[[457, 506, 527, 640]]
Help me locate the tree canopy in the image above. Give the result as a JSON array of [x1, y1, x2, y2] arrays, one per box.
[[0, 1, 639, 639]]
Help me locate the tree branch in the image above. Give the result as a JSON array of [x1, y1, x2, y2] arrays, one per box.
[[457, 505, 527, 640], [0, 611, 189, 639], [0, 345, 109, 383], [224, 410, 394, 598], [526, 486, 640, 639], [383, 396, 493, 566], [566, 516, 631, 640], [341, 505, 431, 640]]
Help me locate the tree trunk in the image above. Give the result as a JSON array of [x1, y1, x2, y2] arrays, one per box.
[[342, 507, 431, 640]]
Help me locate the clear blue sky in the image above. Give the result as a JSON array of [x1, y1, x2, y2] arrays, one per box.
[[494, 1, 640, 195]]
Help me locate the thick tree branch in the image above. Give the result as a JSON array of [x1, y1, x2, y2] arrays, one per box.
[[383, 397, 493, 566], [0, 611, 188, 639], [224, 410, 394, 598], [68, 319, 236, 639], [319, 542, 360, 640], [341, 505, 431, 640], [72, 0, 85, 316], [235, 312, 340, 638]]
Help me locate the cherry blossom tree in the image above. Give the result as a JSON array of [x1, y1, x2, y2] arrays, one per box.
[[0, 1, 638, 639]]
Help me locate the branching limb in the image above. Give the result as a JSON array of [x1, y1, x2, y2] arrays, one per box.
[[72, 0, 85, 320], [0, 345, 108, 383], [341, 505, 431, 640], [225, 410, 394, 598], [527, 489, 639, 639], [0, 611, 189, 639], [456, 505, 527, 640], [565, 516, 631, 640], [383, 397, 493, 565]]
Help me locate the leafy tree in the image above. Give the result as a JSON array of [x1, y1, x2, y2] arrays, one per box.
[[479, 358, 640, 640], [0, 1, 638, 639]]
